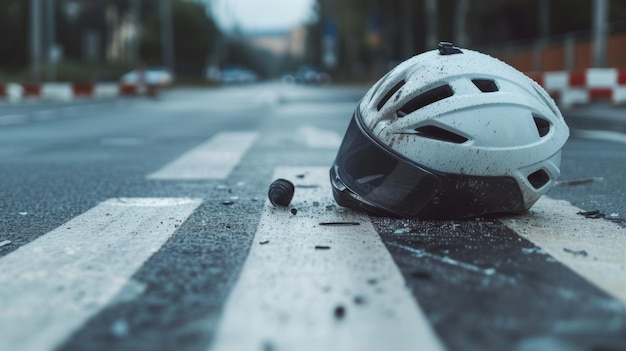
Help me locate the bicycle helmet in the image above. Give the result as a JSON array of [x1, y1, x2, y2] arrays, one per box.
[[330, 42, 569, 219]]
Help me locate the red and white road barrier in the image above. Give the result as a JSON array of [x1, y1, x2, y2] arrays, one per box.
[[0, 82, 159, 102], [528, 69, 626, 107]]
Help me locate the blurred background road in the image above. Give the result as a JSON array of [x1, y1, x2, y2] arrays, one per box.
[[1, 1, 626, 351]]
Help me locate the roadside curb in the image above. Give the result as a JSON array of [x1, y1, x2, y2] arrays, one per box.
[[527, 68, 626, 107], [0, 82, 159, 102]]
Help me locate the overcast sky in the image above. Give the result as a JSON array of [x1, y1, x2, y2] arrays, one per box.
[[210, 0, 316, 32]]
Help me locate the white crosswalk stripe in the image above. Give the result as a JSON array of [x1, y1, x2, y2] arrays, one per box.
[[146, 132, 258, 180], [502, 197, 626, 305], [210, 167, 445, 351], [0, 198, 202, 351], [2, 127, 625, 350]]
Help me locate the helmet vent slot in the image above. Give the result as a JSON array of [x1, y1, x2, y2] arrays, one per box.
[[533, 115, 551, 137], [397, 85, 454, 116], [472, 79, 499, 92], [377, 80, 406, 111], [533, 84, 560, 117], [414, 125, 468, 144], [527, 169, 550, 189]]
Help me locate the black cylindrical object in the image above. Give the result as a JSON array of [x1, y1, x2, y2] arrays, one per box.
[[268, 179, 295, 207]]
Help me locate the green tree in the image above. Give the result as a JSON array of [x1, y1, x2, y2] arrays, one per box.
[[141, 0, 221, 76], [0, 0, 29, 69]]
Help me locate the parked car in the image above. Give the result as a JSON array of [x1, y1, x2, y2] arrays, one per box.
[[120, 67, 174, 87], [290, 66, 331, 85], [219, 67, 258, 84]]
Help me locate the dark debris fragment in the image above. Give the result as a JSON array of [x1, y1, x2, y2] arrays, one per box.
[[319, 222, 360, 226], [262, 340, 275, 351], [353, 295, 366, 305], [555, 178, 595, 186], [290, 208, 298, 215], [259, 240, 270, 245], [268, 179, 295, 207], [577, 210, 606, 219], [334, 305, 346, 320], [563, 248, 588, 257], [315, 245, 331, 250], [221, 200, 235, 206]]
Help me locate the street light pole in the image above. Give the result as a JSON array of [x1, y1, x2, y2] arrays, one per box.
[[46, 0, 56, 81], [160, 0, 175, 72], [402, 0, 414, 58], [31, 0, 42, 82], [592, 0, 608, 67], [454, 0, 469, 47], [424, 0, 438, 51], [131, 0, 140, 65], [535, 0, 550, 71]]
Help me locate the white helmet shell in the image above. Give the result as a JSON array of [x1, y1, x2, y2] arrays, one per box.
[[330, 43, 569, 219]]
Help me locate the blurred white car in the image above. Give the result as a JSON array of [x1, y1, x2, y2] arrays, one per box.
[[282, 66, 331, 85], [121, 67, 174, 87], [219, 67, 258, 84]]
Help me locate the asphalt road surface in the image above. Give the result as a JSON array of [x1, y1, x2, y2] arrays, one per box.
[[1, 83, 625, 351]]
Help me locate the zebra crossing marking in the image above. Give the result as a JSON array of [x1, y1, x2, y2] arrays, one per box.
[[210, 167, 445, 351], [147, 131, 258, 180], [503, 197, 626, 305], [0, 114, 28, 126], [0, 197, 202, 351]]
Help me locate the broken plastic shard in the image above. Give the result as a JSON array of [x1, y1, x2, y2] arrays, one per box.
[[334, 305, 346, 319], [576, 210, 606, 219], [319, 222, 360, 226], [268, 179, 295, 207], [18, 212, 27, 216], [563, 248, 588, 257], [221, 200, 235, 206], [554, 178, 594, 186], [0, 240, 12, 248]]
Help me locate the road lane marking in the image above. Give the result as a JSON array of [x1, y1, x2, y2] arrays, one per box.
[[210, 167, 445, 351], [502, 197, 626, 304], [0, 197, 202, 351], [0, 114, 28, 126], [296, 125, 342, 148], [571, 129, 626, 145], [147, 132, 258, 180]]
